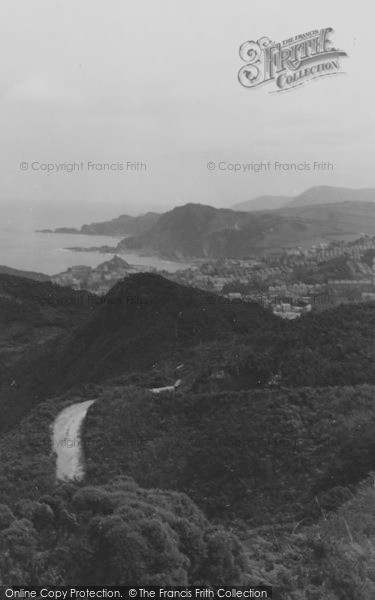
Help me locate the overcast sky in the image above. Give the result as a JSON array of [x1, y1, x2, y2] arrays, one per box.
[[0, 0, 373, 227]]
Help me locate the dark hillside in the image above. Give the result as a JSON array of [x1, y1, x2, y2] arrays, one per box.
[[0, 274, 278, 433], [26, 273, 277, 389], [0, 273, 94, 377]]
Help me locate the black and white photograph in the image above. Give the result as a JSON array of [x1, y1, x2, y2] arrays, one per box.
[[0, 1, 374, 598]]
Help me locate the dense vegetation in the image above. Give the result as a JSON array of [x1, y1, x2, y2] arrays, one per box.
[[0, 381, 251, 586], [4, 275, 375, 436], [0, 477, 249, 586], [82, 385, 375, 525], [3, 379, 375, 595], [2, 272, 375, 594], [146, 301, 375, 394]]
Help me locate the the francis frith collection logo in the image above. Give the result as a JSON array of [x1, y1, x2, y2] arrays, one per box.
[[238, 28, 347, 92]]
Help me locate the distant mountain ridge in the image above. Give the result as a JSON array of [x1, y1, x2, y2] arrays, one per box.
[[40, 186, 375, 260], [117, 199, 375, 259], [232, 195, 290, 211], [286, 186, 375, 207], [233, 186, 375, 211], [278, 200, 375, 233]]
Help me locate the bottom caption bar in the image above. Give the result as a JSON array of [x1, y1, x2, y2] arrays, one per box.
[[2, 587, 273, 599]]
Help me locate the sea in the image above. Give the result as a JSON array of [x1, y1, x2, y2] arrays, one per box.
[[0, 229, 191, 276]]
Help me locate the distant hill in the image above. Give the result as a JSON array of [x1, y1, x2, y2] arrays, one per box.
[[233, 186, 375, 212], [285, 186, 375, 208], [42, 187, 375, 256], [278, 201, 375, 237], [117, 201, 375, 259], [232, 195, 290, 211], [118, 203, 308, 258], [80, 211, 160, 236], [118, 204, 248, 259]]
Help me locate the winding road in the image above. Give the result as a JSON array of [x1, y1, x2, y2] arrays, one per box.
[[52, 399, 95, 481], [52, 379, 182, 481]]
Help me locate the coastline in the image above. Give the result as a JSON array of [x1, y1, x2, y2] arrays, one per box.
[[36, 228, 125, 240], [0, 229, 190, 275], [63, 244, 193, 268]]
